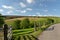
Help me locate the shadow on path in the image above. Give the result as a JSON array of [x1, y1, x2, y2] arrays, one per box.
[[45, 26, 54, 31]]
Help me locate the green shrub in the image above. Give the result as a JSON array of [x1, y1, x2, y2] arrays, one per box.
[[30, 21, 34, 28], [14, 20, 21, 29], [0, 15, 5, 27], [46, 18, 54, 25], [20, 18, 30, 29]]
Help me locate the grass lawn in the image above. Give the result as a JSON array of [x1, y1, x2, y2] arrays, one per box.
[[13, 28, 34, 36], [12, 28, 43, 40]]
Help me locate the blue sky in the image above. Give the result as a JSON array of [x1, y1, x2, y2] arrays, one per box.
[[0, 0, 60, 16]]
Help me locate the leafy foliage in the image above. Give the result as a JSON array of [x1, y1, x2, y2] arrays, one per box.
[[14, 20, 21, 29], [0, 14, 5, 27], [20, 18, 30, 29], [46, 18, 54, 25]]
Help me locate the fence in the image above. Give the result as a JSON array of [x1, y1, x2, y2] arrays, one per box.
[[0, 24, 12, 40]]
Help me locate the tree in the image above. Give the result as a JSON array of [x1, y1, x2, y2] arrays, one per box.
[[0, 14, 5, 27], [20, 18, 30, 29], [0, 14, 1, 16], [14, 20, 21, 29]]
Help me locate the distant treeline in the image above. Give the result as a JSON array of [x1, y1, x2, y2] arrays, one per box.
[[0, 16, 59, 19]]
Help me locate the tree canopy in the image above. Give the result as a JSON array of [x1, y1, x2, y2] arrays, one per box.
[[0, 14, 5, 27]]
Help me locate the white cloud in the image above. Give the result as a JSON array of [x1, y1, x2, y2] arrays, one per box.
[[0, 9, 3, 12], [29, 14, 43, 16], [43, 15, 48, 16], [43, 14, 54, 16], [43, 9, 48, 12], [26, 8, 32, 11], [16, 9, 27, 13], [28, 14, 54, 16], [35, 14, 53, 16], [7, 11, 13, 14], [20, 2, 26, 8], [26, 0, 34, 4], [36, 12, 43, 16], [28, 12, 42, 16], [28, 15, 32, 16], [32, 15, 36, 16], [38, 15, 42, 16], [20, 10, 27, 13], [2, 5, 13, 9]]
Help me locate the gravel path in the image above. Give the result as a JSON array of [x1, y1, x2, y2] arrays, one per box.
[[38, 23, 60, 40], [0, 29, 4, 40]]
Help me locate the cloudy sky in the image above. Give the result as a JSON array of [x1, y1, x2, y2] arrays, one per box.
[[0, 0, 60, 16]]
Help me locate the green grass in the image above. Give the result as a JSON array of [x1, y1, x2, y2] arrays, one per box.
[[12, 30, 42, 40], [13, 31, 33, 36], [12, 27, 42, 40], [31, 30, 42, 37], [13, 28, 34, 33], [13, 28, 34, 36]]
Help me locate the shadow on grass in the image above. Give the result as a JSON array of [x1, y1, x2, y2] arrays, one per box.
[[27, 35, 32, 40], [31, 35, 39, 40], [23, 36, 26, 40], [12, 35, 39, 40]]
